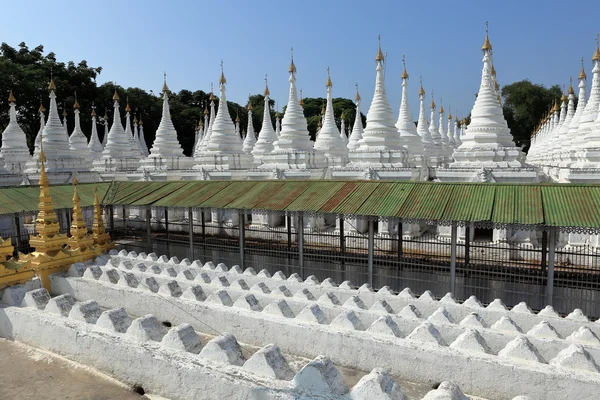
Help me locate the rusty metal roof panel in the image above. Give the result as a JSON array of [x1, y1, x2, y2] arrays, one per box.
[[542, 186, 600, 228], [515, 185, 544, 225], [199, 181, 260, 208], [152, 182, 208, 207], [253, 181, 313, 211], [286, 182, 346, 212], [320, 182, 362, 213], [331, 182, 380, 214], [176, 181, 233, 208], [358, 182, 414, 217], [130, 182, 189, 206], [227, 182, 285, 209], [442, 184, 495, 222], [398, 184, 454, 221], [491, 185, 514, 224]]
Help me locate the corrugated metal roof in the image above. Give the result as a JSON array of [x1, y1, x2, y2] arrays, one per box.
[[3, 180, 600, 229]]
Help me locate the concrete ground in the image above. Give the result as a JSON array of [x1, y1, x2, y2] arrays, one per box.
[[0, 338, 156, 400]]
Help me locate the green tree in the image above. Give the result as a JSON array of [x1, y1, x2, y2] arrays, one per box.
[[501, 80, 564, 151]]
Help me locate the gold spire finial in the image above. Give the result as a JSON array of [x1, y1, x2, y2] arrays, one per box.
[[235, 110, 240, 123], [593, 34, 600, 61], [247, 94, 253, 111], [482, 21, 492, 52], [326, 66, 332, 87], [113, 88, 120, 101], [39, 97, 46, 113], [62, 104, 67, 117], [162, 72, 170, 92], [439, 99, 444, 114], [8, 90, 16, 103], [561, 85, 568, 102], [48, 78, 56, 91], [203, 104, 209, 115], [264, 74, 270, 96], [299, 89, 304, 106], [355, 83, 361, 102], [579, 58, 587, 80], [569, 76, 575, 95], [289, 47, 297, 74], [430, 91, 436, 109], [376, 34, 385, 61], [125, 97, 131, 112], [401, 55, 409, 79], [209, 82, 215, 101], [219, 60, 227, 84], [73, 91, 80, 109], [419, 76, 425, 96], [133, 113, 138, 124]]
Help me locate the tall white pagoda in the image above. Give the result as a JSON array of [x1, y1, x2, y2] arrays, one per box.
[[437, 23, 537, 183], [347, 86, 364, 151], [88, 106, 104, 160], [0, 90, 31, 176], [395, 58, 425, 168], [251, 78, 279, 165], [68, 97, 91, 159]]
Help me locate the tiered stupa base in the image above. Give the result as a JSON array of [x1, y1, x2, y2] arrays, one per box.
[[436, 167, 539, 183]]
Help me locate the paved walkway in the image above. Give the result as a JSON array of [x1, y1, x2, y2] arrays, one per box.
[[0, 339, 152, 400]]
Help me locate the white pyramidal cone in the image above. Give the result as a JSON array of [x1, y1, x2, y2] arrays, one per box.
[[32, 104, 46, 160], [88, 107, 104, 160], [101, 110, 109, 148], [450, 24, 525, 168], [438, 103, 451, 156], [416, 81, 434, 147], [429, 96, 442, 147], [138, 118, 149, 157], [149, 77, 184, 158], [446, 113, 456, 148], [340, 117, 348, 143], [101, 90, 134, 159], [270, 55, 313, 152], [252, 79, 278, 163], [242, 103, 257, 155], [395, 59, 423, 161], [0, 90, 31, 173], [355, 37, 403, 152], [68, 99, 91, 158], [41, 79, 73, 158], [562, 62, 588, 157], [347, 86, 364, 151], [192, 119, 203, 155], [313, 68, 348, 166], [123, 103, 141, 158], [195, 96, 215, 156], [573, 44, 600, 152]]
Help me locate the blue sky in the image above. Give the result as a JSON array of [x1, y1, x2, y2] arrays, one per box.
[[2, 0, 598, 119]]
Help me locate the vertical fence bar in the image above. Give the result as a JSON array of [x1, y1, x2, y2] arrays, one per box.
[[339, 215, 345, 283], [108, 205, 114, 239], [188, 207, 194, 260], [287, 214, 292, 253], [450, 223, 458, 294], [298, 213, 304, 279], [239, 211, 245, 270], [122, 206, 126, 231], [146, 207, 152, 253], [201, 210, 206, 242], [464, 224, 471, 266], [13, 213, 21, 257], [368, 219, 374, 287], [546, 228, 556, 306], [398, 220, 403, 258], [541, 230, 548, 273], [165, 208, 170, 240]]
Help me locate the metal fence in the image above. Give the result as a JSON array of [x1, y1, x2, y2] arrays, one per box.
[[6, 205, 600, 318]]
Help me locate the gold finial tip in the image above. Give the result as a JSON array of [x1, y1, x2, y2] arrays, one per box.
[[125, 102, 131, 112], [219, 71, 227, 84], [289, 59, 297, 74], [482, 21, 492, 51], [375, 36, 385, 62], [91, 108, 97, 116], [48, 78, 57, 91], [39, 103, 46, 112], [8, 90, 16, 103], [355, 84, 361, 102], [73, 99, 80, 109], [593, 44, 600, 61], [325, 67, 332, 87], [440, 104, 445, 113], [112, 89, 120, 101], [62, 108, 67, 117], [209, 91, 215, 101]]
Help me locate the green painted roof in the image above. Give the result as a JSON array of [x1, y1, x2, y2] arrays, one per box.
[[2, 180, 600, 230]]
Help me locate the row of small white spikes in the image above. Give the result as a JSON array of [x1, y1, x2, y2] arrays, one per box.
[[76, 261, 600, 374], [18, 287, 493, 400], [106, 250, 600, 339]]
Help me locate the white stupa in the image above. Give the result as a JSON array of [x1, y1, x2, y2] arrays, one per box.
[[446, 112, 456, 149], [93, 89, 141, 173], [347, 86, 364, 151], [192, 119, 203, 155], [88, 106, 104, 160], [24, 79, 90, 180], [138, 117, 149, 157], [438, 102, 452, 161], [195, 90, 216, 157], [560, 62, 587, 167], [395, 59, 425, 166], [68, 97, 91, 159], [258, 52, 326, 176], [32, 103, 46, 161], [437, 23, 536, 183], [339, 115, 348, 144], [346, 37, 410, 168], [101, 109, 109, 148], [140, 76, 193, 172], [193, 65, 253, 172], [416, 79, 438, 165], [252, 79, 278, 165], [453, 117, 462, 147], [123, 102, 142, 158], [313, 68, 348, 166], [0, 90, 31, 174], [242, 101, 257, 155]]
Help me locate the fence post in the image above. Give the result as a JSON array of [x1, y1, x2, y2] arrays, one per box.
[[368, 219, 374, 287], [298, 213, 304, 279], [146, 207, 152, 253], [122, 206, 127, 231], [239, 211, 245, 270], [13, 213, 21, 257], [165, 208, 170, 240], [398, 220, 403, 258], [541, 230, 548, 273], [339, 215, 345, 283], [188, 207, 194, 260], [464, 224, 471, 266], [108, 205, 114, 239], [450, 223, 458, 294], [546, 228, 556, 307]]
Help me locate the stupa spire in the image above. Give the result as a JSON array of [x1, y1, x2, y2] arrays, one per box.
[[347, 84, 364, 151], [566, 60, 588, 146], [33, 101, 46, 159], [101, 88, 132, 159], [395, 55, 423, 160], [101, 109, 109, 147], [314, 67, 347, 165], [416, 77, 433, 145], [572, 37, 600, 152], [438, 98, 450, 153], [88, 105, 104, 160], [243, 97, 257, 155], [40, 77, 73, 161], [429, 91, 441, 146], [148, 74, 184, 158], [253, 75, 278, 162], [123, 98, 139, 157], [68, 175, 93, 250], [69, 93, 90, 157], [197, 85, 216, 155], [138, 117, 149, 157], [447, 110, 456, 148], [270, 49, 313, 152]]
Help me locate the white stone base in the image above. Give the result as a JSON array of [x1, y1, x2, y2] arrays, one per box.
[[331, 167, 420, 181], [192, 153, 253, 171], [92, 157, 141, 173], [260, 151, 327, 170], [436, 167, 539, 183], [139, 156, 195, 172], [346, 150, 412, 168]]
